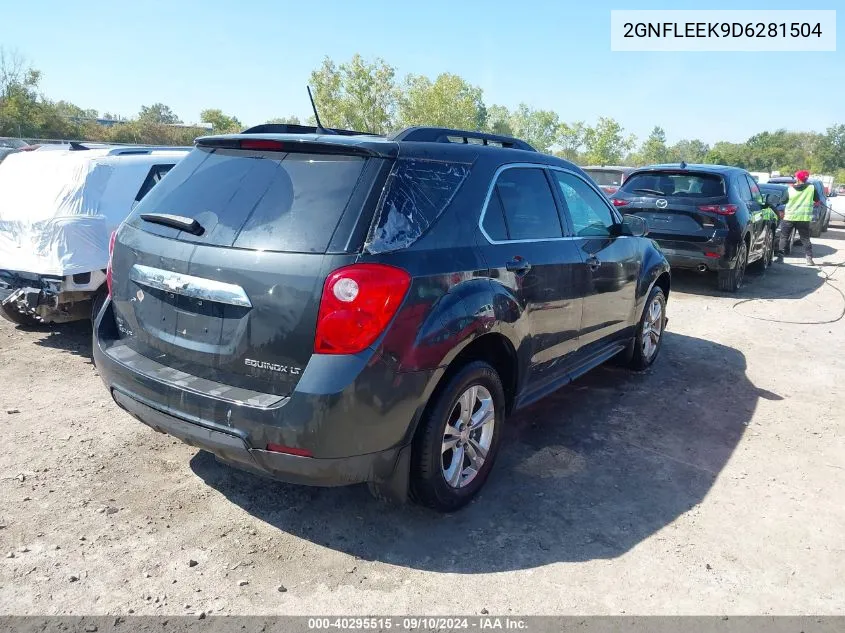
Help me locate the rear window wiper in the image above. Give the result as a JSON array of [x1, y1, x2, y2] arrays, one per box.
[[140, 213, 205, 236], [632, 188, 665, 196]]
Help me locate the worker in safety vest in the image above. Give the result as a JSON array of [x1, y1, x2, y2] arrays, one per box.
[[776, 170, 819, 266]]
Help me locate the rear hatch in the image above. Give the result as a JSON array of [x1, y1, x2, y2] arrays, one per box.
[[108, 137, 391, 397], [612, 170, 730, 241]]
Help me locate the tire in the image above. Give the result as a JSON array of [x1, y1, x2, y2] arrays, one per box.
[[627, 286, 667, 371], [811, 222, 821, 238], [749, 227, 773, 273], [822, 212, 830, 233], [410, 361, 505, 512], [718, 242, 747, 293], [0, 303, 41, 327]]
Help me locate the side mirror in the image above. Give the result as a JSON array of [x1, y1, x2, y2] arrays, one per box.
[[621, 214, 648, 237], [763, 193, 775, 207]]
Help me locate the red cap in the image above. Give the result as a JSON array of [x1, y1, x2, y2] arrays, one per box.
[[795, 170, 810, 182]]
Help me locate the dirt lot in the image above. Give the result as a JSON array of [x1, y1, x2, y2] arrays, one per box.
[[2, 224, 844, 616]]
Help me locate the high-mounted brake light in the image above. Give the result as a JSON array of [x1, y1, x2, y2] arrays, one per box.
[[106, 231, 117, 297], [612, 199, 630, 207], [240, 139, 286, 151], [314, 264, 411, 355], [698, 204, 737, 216]]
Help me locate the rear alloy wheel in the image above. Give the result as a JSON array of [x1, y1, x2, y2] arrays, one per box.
[[750, 228, 773, 273], [628, 286, 666, 370], [718, 242, 747, 293], [410, 361, 504, 512]]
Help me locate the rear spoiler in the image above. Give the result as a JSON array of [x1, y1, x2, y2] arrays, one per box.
[[241, 123, 381, 137], [195, 134, 395, 158]]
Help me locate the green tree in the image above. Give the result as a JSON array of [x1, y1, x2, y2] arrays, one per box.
[[0, 49, 42, 137], [704, 141, 748, 167], [308, 55, 397, 134], [582, 117, 636, 165], [399, 72, 486, 131], [507, 104, 558, 153], [266, 115, 301, 125], [637, 126, 669, 165], [138, 103, 181, 125], [555, 121, 587, 162], [816, 124, 845, 173], [486, 105, 513, 136], [200, 108, 242, 134], [666, 139, 710, 164]]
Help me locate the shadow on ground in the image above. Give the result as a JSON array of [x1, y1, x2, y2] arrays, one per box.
[[28, 320, 93, 361], [671, 259, 826, 299], [191, 332, 772, 573]]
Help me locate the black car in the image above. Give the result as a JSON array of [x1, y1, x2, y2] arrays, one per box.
[[94, 125, 670, 511], [766, 177, 831, 237], [610, 164, 778, 292]]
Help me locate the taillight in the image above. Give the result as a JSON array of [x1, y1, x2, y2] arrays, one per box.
[[698, 204, 737, 215], [314, 264, 411, 355], [612, 199, 630, 207], [106, 231, 117, 297]]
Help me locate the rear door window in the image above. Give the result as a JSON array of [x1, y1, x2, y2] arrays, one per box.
[[129, 147, 367, 253], [621, 171, 725, 198], [492, 168, 562, 240], [737, 175, 753, 203]]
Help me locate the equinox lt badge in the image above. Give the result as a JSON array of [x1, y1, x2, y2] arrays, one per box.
[[245, 358, 302, 376]]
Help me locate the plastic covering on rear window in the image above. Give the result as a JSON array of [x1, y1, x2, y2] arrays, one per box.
[[365, 158, 470, 254]]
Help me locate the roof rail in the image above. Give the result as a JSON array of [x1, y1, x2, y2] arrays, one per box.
[[106, 146, 192, 156], [241, 123, 381, 137], [389, 127, 536, 152]]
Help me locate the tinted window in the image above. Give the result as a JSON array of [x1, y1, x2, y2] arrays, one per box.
[[622, 171, 725, 197], [368, 158, 470, 253], [131, 147, 366, 253], [746, 175, 762, 203], [737, 175, 753, 202], [134, 164, 175, 202], [482, 190, 509, 241], [584, 169, 624, 187], [494, 168, 562, 240], [554, 171, 617, 237]]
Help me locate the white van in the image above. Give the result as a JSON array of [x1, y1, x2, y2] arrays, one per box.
[[0, 145, 189, 325]]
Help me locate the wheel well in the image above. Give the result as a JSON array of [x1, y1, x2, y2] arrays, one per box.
[[654, 272, 670, 299], [744, 232, 751, 248], [440, 333, 518, 415]]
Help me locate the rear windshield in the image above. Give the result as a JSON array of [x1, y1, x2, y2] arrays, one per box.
[[620, 171, 725, 198], [129, 147, 366, 253], [584, 170, 624, 187]]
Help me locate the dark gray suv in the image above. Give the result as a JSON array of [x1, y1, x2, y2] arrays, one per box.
[[94, 125, 670, 511]]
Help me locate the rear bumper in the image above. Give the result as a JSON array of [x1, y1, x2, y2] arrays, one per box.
[[653, 237, 733, 272], [93, 299, 434, 489], [112, 388, 402, 487]]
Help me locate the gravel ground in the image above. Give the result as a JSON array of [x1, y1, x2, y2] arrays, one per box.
[[1, 221, 844, 616]]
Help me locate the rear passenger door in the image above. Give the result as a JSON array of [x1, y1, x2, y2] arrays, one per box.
[[477, 165, 585, 388], [738, 174, 763, 257], [551, 169, 640, 350]]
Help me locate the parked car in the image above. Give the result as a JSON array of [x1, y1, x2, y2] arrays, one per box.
[[759, 183, 799, 255], [0, 137, 34, 163], [610, 163, 778, 292], [0, 144, 189, 326], [582, 166, 636, 195], [94, 124, 670, 511], [837, 185, 845, 195], [766, 176, 831, 236]]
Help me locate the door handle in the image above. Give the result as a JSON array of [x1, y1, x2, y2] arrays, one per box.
[[506, 256, 531, 275], [586, 256, 601, 271]]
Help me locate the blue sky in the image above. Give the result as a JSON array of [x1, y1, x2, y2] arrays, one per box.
[[1, 0, 841, 144]]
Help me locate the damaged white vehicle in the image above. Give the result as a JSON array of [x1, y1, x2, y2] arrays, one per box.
[[0, 144, 189, 325]]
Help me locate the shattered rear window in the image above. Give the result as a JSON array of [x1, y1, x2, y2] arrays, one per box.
[[366, 158, 471, 254]]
